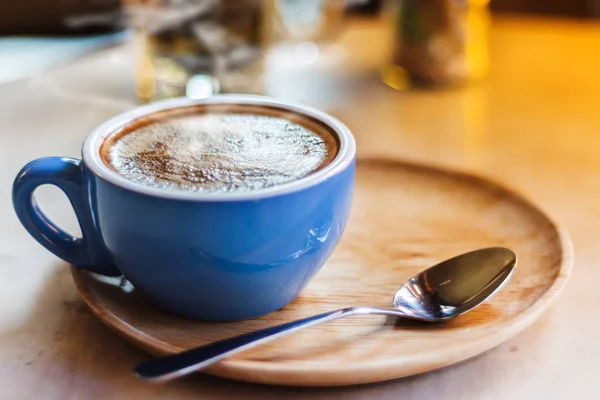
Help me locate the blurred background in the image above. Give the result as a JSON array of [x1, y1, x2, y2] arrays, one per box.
[[2, 0, 600, 100], [2, 0, 600, 182], [3, 0, 600, 37], [3, 0, 600, 180]]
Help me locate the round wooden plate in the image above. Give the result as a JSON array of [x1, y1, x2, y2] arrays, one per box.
[[72, 160, 572, 386]]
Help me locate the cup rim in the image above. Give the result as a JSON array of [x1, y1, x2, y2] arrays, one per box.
[[83, 95, 356, 201]]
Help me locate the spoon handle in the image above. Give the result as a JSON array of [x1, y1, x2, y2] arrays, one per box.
[[135, 306, 386, 382]]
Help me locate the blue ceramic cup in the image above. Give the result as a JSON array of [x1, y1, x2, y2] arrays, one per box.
[[12, 95, 356, 321]]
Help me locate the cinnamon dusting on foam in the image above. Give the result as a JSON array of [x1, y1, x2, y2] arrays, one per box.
[[100, 104, 339, 193]]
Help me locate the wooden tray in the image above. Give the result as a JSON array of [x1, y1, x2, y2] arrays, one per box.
[[72, 160, 572, 386]]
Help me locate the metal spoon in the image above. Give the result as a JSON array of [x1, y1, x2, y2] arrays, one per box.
[[135, 247, 516, 382]]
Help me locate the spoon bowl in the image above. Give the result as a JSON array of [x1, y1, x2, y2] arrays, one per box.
[[392, 247, 516, 321], [136, 247, 516, 382]]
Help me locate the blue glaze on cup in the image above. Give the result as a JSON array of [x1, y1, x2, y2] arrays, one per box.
[[12, 95, 356, 321]]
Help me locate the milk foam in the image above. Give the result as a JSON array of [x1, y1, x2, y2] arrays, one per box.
[[106, 113, 333, 192]]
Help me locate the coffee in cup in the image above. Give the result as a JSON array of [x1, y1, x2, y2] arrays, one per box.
[[101, 104, 339, 193]]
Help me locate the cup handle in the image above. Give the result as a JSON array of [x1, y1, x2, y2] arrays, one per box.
[[12, 157, 120, 276]]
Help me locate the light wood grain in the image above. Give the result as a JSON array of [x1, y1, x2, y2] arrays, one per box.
[[72, 160, 571, 386]]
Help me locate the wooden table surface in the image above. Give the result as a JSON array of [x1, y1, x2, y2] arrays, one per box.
[[0, 15, 598, 399]]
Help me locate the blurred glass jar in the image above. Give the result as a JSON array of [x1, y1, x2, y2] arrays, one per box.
[[381, 0, 490, 89], [267, 0, 350, 44], [125, 0, 266, 102]]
